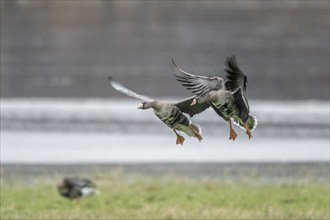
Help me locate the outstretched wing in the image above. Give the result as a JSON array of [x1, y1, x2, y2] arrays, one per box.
[[175, 96, 210, 117], [233, 88, 250, 119], [171, 60, 225, 97], [108, 77, 154, 102], [224, 56, 250, 113], [224, 55, 247, 93]]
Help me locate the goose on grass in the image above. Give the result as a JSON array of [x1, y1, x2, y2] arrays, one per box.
[[57, 177, 98, 201]]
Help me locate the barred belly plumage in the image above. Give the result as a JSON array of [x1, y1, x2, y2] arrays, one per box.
[[155, 107, 189, 128], [214, 102, 235, 119]]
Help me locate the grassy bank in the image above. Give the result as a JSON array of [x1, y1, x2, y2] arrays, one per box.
[[1, 174, 329, 219]]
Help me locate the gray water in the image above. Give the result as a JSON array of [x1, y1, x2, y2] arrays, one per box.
[[1, 99, 329, 163], [1, 1, 329, 100]]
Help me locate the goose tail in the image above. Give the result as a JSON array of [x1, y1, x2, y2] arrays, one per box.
[[190, 123, 202, 135], [247, 115, 258, 131], [233, 115, 257, 131]]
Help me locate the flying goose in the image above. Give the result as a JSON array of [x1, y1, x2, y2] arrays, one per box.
[[57, 177, 98, 201], [108, 77, 208, 145], [172, 56, 257, 140]]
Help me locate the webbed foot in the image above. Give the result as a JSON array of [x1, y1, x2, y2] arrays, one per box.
[[229, 128, 238, 141], [176, 135, 185, 145], [228, 120, 237, 141], [173, 129, 185, 145], [245, 126, 252, 139]]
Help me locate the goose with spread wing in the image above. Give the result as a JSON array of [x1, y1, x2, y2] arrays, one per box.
[[108, 77, 208, 145], [172, 56, 257, 140]]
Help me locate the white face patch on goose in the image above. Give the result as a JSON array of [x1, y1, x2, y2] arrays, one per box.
[[137, 103, 145, 109]]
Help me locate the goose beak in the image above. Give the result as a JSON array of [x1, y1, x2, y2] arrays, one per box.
[[137, 103, 143, 109], [190, 99, 197, 106]]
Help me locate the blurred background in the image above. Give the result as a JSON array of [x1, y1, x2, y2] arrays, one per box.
[[1, 0, 329, 184]]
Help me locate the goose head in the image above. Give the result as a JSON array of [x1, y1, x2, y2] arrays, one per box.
[[138, 102, 155, 110]]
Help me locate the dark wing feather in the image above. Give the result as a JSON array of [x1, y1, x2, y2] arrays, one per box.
[[175, 96, 210, 117], [224, 55, 247, 92], [172, 60, 225, 97], [233, 88, 250, 121], [224, 56, 250, 116]]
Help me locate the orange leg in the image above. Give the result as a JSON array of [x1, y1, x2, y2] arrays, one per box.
[[189, 125, 203, 142], [244, 124, 252, 139], [173, 129, 185, 145], [228, 120, 237, 141]]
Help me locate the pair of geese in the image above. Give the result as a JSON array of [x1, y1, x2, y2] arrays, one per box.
[[109, 56, 257, 145]]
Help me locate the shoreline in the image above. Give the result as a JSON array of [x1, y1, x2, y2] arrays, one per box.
[[2, 162, 329, 184]]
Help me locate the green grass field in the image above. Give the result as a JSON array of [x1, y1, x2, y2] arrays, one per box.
[[1, 174, 329, 220]]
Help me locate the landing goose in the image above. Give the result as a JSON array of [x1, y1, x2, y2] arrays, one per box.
[[108, 77, 208, 145], [57, 177, 98, 201], [172, 56, 257, 140]]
